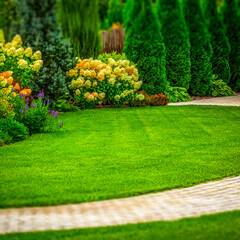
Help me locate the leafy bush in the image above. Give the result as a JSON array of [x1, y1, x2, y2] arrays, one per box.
[[157, 0, 191, 89], [0, 117, 29, 143], [98, 52, 133, 65], [68, 58, 143, 108], [183, 0, 213, 96], [205, 0, 231, 84], [0, 35, 43, 89], [212, 77, 236, 97], [50, 99, 78, 112], [124, 0, 168, 95], [130, 90, 168, 107], [11, 0, 74, 100], [166, 87, 192, 103], [13, 92, 62, 135]]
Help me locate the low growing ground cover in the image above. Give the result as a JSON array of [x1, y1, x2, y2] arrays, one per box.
[[0, 211, 239, 239], [0, 106, 240, 208]]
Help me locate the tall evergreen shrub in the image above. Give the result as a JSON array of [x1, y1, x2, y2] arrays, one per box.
[[124, 0, 167, 95], [58, 0, 101, 58], [11, 0, 73, 100], [107, 0, 123, 26], [183, 0, 213, 96], [223, 0, 240, 91], [205, 0, 231, 84], [157, 0, 191, 89]]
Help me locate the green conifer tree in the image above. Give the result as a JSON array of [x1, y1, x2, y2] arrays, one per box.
[[107, 0, 123, 27], [124, 0, 167, 95], [157, 0, 191, 89], [58, 0, 101, 58], [205, 0, 231, 84], [183, 0, 213, 96], [11, 0, 74, 100], [223, 0, 240, 91]]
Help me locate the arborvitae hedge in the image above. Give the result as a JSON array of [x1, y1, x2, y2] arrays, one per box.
[[58, 0, 101, 58], [183, 0, 213, 96], [205, 0, 231, 84], [124, 0, 167, 95], [11, 0, 74, 100], [224, 0, 240, 91], [107, 0, 123, 26], [157, 0, 191, 89]]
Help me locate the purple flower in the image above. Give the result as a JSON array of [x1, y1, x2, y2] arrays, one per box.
[[31, 96, 34, 100], [35, 104, 37, 107], [48, 110, 51, 113], [11, 87, 14, 92], [20, 95, 23, 99], [52, 110, 55, 114], [47, 99, 49, 105], [21, 109, 23, 114], [23, 106, 26, 110], [59, 124, 62, 128], [27, 97, 29, 102]]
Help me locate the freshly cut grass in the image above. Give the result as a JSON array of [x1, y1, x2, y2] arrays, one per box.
[[0, 106, 239, 208], [0, 211, 239, 239]]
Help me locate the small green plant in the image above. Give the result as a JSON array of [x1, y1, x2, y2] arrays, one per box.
[[212, 76, 236, 97], [50, 99, 78, 112], [98, 52, 133, 65], [166, 87, 192, 103], [0, 117, 29, 144], [13, 91, 63, 135]]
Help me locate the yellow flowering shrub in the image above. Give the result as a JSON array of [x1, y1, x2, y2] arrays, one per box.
[[0, 35, 43, 88], [67, 58, 143, 108]]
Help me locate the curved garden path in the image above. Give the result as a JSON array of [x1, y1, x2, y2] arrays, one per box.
[[0, 176, 240, 234], [168, 95, 240, 106]]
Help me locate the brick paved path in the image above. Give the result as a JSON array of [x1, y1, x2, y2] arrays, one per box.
[[168, 95, 240, 106], [0, 176, 239, 234]]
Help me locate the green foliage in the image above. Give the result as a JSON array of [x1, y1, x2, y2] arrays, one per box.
[[50, 99, 78, 112], [98, 52, 133, 64], [166, 86, 192, 103], [157, 0, 191, 89], [99, 0, 110, 29], [124, 0, 168, 95], [0, 0, 15, 42], [11, 0, 74, 100], [107, 0, 123, 26], [205, 0, 231, 84], [223, 0, 240, 91], [13, 93, 61, 135], [58, 0, 101, 58], [183, 0, 213, 96], [0, 117, 29, 143], [212, 76, 236, 97]]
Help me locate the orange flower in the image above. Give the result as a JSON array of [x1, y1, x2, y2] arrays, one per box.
[[24, 89, 32, 96], [0, 71, 13, 78], [19, 90, 28, 95], [6, 77, 13, 85], [13, 83, 21, 91]]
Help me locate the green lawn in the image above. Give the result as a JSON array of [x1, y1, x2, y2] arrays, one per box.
[[0, 106, 240, 208], [1, 211, 239, 240]]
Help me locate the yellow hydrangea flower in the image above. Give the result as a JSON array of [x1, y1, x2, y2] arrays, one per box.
[[7, 47, 16, 57], [24, 47, 33, 57], [32, 51, 42, 60], [18, 59, 28, 69], [114, 95, 121, 101], [98, 92, 106, 100]]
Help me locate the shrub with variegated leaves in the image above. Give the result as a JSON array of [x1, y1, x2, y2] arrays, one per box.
[[67, 58, 144, 108]]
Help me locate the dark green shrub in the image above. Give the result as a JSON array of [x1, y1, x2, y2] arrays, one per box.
[[157, 0, 191, 89], [0, 131, 12, 145], [212, 76, 236, 97], [205, 0, 231, 84], [0, 117, 29, 143], [166, 87, 192, 103], [183, 0, 213, 96], [99, 0, 110, 29], [223, 0, 240, 91], [107, 0, 123, 26], [124, 0, 168, 95], [58, 0, 101, 58], [11, 0, 74, 100]]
